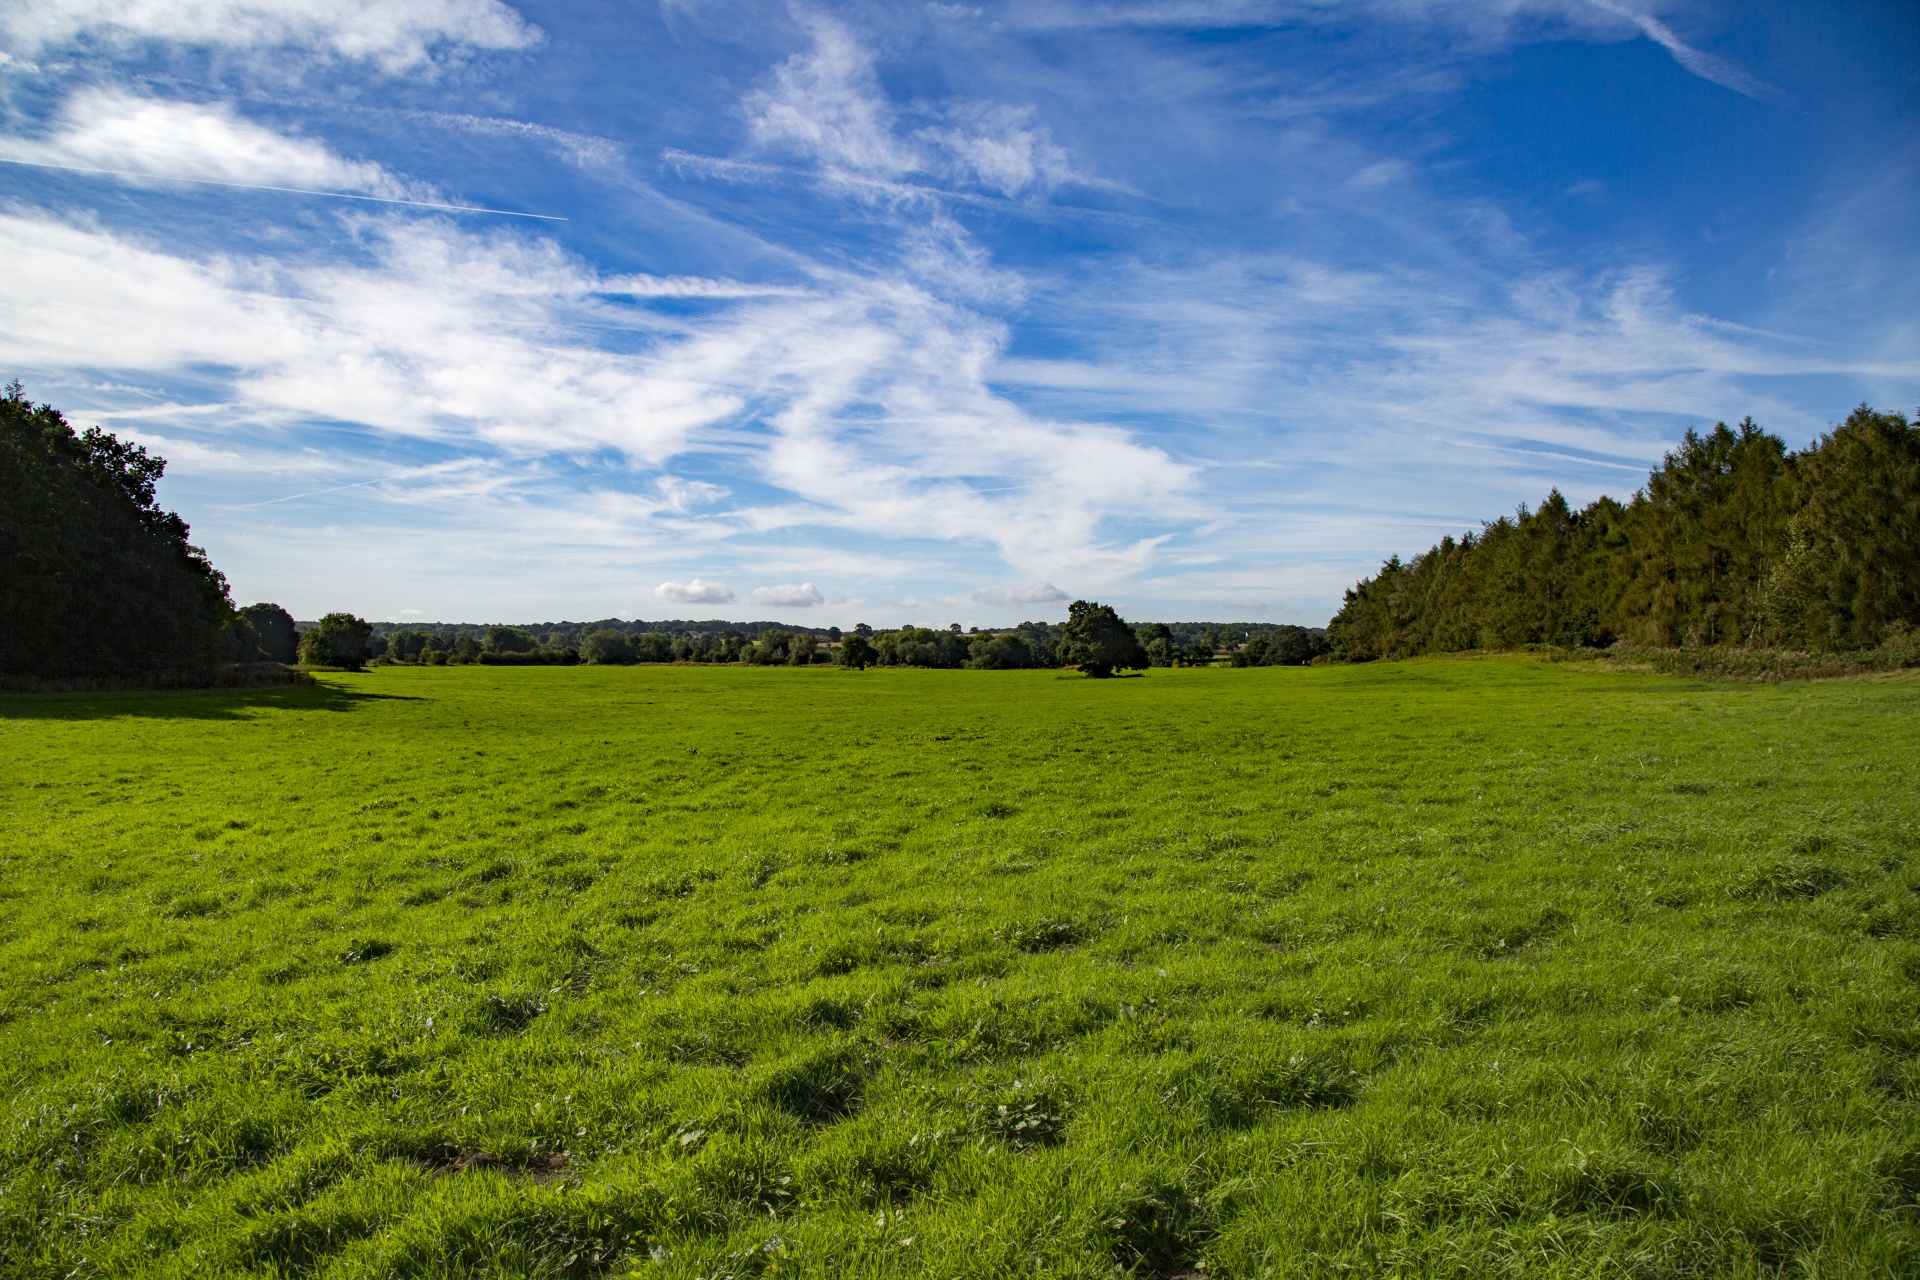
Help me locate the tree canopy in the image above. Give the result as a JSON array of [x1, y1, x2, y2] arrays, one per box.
[[298, 613, 375, 670], [1327, 407, 1920, 659], [1060, 599, 1151, 677], [2, 382, 238, 681], [241, 603, 299, 664]]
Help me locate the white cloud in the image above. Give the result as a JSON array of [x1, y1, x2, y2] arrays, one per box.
[[970, 582, 1069, 606], [2, 88, 415, 197], [1, 0, 539, 70], [742, 15, 1081, 200], [653, 475, 729, 512], [656, 579, 736, 604], [0, 204, 1193, 581], [747, 17, 918, 181], [751, 582, 825, 607], [0, 212, 737, 464]]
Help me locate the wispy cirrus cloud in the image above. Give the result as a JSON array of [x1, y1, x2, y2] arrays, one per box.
[[0, 88, 420, 197], [742, 14, 1088, 201], [1583, 0, 1781, 100], [1, 0, 539, 70]]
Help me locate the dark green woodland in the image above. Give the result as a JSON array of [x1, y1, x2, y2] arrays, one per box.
[[1327, 406, 1920, 660]]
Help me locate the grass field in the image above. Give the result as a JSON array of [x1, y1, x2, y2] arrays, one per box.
[[3, 660, 1918, 1278]]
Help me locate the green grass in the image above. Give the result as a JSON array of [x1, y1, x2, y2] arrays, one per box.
[[3, 659, 1918, 1278]]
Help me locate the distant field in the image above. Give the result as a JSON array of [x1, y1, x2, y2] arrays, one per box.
[[3, 661, 1918, 1278]]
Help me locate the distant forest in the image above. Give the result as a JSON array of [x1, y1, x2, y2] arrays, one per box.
[[358, 618, 1328, 670], [1327, 405, 1920, 660]]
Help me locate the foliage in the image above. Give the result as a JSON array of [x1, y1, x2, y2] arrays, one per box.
[[1233, 625, 1330, 667], [486, 627, 540, 655], [837, 633, 877, 670], [966, 632, 1036, 669], [1, 382, 236, 681], [582, 629, 634, 665], [740, 629, 821, 666], [874, 626, 971, 669], [1059, 599, 1150, 677], [1, 660, 1916, 1276], [297, 612, 374, 670], [241, 603, 300, 664], [1329, 407, 1920, 659]]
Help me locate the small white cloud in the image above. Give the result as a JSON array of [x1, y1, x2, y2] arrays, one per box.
[[970, 582, 1069, 606], [655, 578, 736, 604], [653, 475, 728, 512], [751, 582, 825, 607]]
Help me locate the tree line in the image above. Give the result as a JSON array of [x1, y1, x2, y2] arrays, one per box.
[[1, 383, 301, 684], [357, 613, 1327, 674], [1326, 406, 1920, 660]]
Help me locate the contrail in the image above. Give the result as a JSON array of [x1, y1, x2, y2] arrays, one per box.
[[234, 476, 398, 509], [0, 156, 567, 219]]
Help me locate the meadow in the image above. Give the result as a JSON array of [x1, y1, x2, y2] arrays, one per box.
[[2, 659, 1917, 1279]]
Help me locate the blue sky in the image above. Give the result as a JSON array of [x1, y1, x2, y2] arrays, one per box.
[[2, 0, 1914, 627]]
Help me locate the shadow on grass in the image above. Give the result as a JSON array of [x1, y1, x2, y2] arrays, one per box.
[[0, 679, 422, 722]]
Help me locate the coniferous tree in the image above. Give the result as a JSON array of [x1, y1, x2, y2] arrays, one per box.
[[1327, 408, 1919, 659]]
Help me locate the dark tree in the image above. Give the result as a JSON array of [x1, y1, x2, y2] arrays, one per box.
[[485, 626, 538, 654], [1767, 405, 1920, 649], [630, 631, 674, 663], [298, 613, 374, 670], [837, 633, 877, 670], [384, 628, 436, 662], [1135, 622, 1175, 667], [1, 382, 237, 680], [1326, 407, 1919, 659], [242, 603, 300, 663], [968, 633, 1034, 669], [1059, 600, 1150, 677], [582, 629, 634, 665]]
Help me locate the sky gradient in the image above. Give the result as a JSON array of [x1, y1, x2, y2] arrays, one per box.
[[2, 0, 1915, 628]]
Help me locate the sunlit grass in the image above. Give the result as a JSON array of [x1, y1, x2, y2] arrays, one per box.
[[3, 660, 1917, 1277]]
